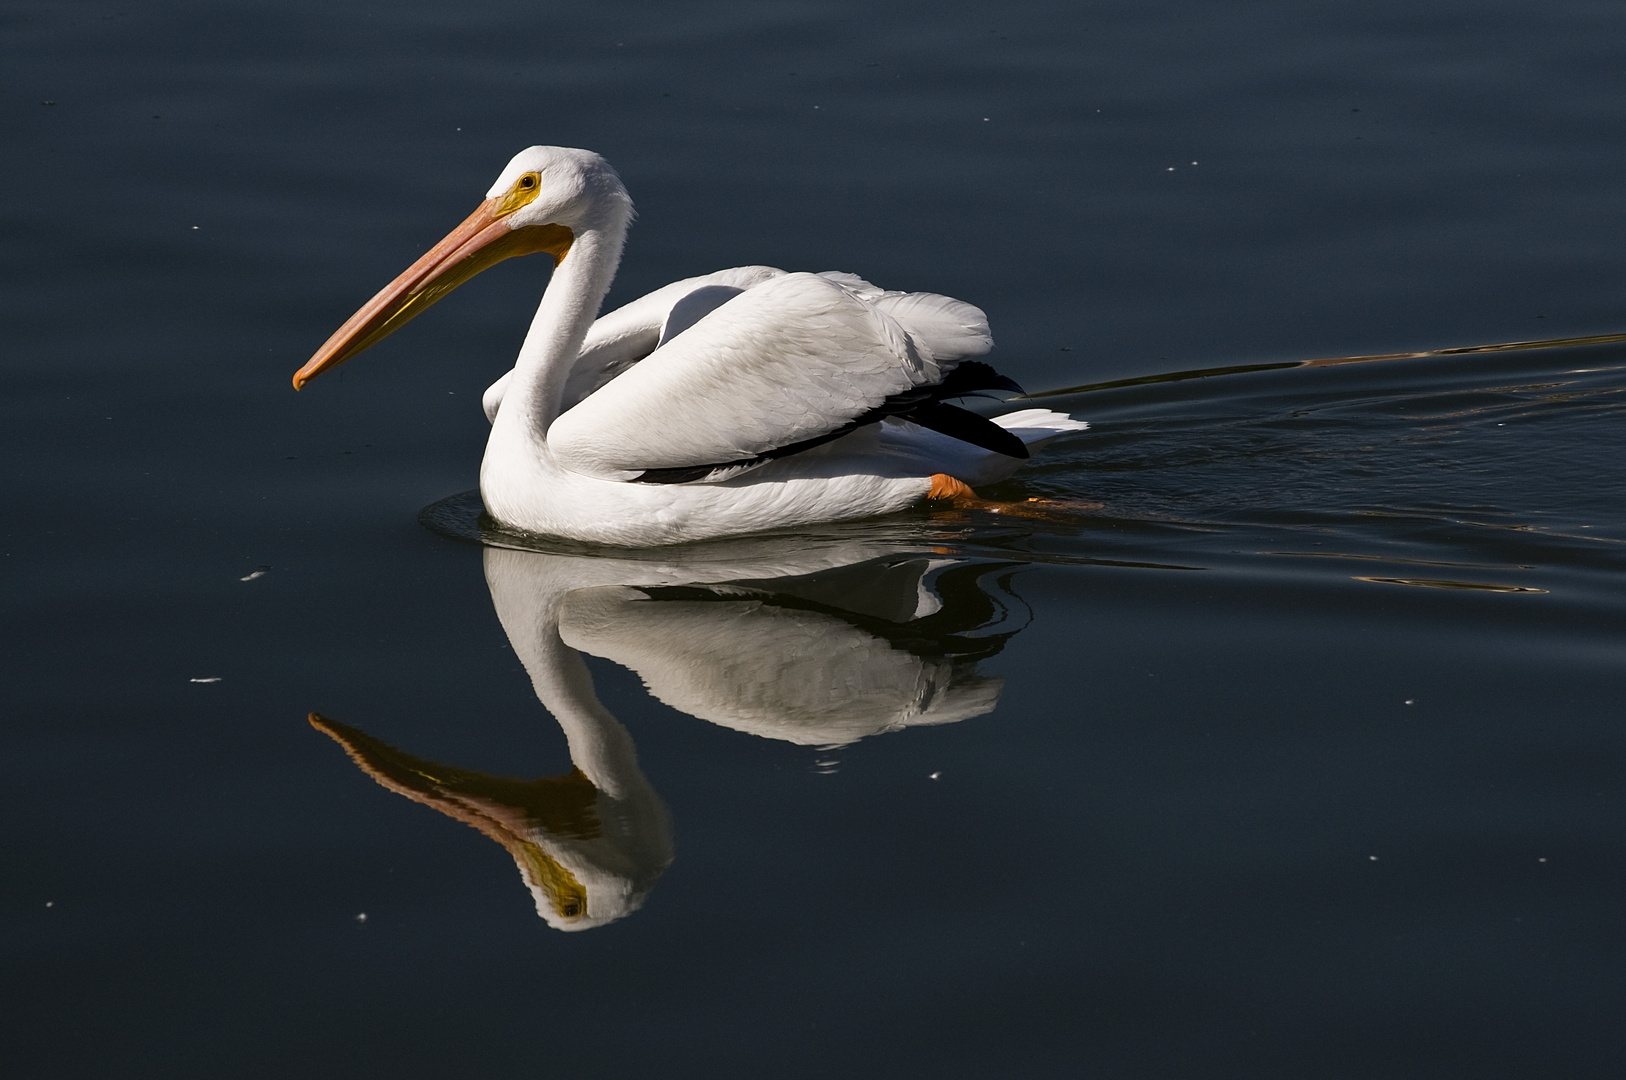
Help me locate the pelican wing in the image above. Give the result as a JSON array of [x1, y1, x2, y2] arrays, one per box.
[[813, 272, 993, 364], [484, 266, 787, 421], [547, 272, 991, 481]]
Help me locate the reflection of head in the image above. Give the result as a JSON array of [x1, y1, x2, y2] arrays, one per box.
[[309, 713, 670, 931]]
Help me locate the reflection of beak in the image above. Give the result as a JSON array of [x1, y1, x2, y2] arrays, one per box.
[[292, 203, 574, 390], [307, 712, 595, 923]]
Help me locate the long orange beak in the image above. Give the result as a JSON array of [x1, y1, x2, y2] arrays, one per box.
[[292, 201, 573, 390]]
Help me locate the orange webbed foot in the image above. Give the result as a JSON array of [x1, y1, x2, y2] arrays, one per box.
[[927, 473, 982, 506], [926, 474, 1103, 520]]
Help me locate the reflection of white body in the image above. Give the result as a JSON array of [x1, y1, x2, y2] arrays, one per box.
[[318, 536, 1020, 931], [559, 586, 1001, 746], [487, 534, 1007, 750], [294, 146, 1086, 545]]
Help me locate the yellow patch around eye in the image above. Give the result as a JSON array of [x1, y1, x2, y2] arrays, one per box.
[[494, 171, 543, 217], [515, 840, 590, 920]]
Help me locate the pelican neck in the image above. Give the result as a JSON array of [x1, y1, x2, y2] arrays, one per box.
[[498, 219, 627, 435]]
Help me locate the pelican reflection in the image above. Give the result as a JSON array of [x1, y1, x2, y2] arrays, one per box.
[[314, 536, 1030, 930]]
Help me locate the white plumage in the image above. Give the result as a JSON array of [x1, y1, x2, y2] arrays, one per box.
[[294, 146, 1087, 546]]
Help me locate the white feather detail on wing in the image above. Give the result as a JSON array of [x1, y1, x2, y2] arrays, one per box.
[[867, 291, 992, 363], [815, 272, 992, 362], [545, 272, 949, 480]]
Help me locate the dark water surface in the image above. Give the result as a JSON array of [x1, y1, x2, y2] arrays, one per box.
[[5, 2, 1626, 1076]]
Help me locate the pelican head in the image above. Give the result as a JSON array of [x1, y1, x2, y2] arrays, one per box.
[[292, 146, 630, 390]]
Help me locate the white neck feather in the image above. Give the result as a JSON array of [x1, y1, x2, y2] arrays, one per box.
[[498, 217, 628, 436]]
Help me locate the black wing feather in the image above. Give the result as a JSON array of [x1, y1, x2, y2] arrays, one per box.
[[896, 402, 1029, 459]]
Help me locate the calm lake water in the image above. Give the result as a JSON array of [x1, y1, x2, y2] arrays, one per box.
[[5, 2, 1625, 1076]]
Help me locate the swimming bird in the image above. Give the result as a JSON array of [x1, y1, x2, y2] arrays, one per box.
[[293, 146, 1087, 545]]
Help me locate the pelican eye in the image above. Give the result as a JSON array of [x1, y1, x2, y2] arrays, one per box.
[[494, 172, 544, 217]]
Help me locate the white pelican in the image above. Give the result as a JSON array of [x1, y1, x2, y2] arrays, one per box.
[[294, 146, 1087, 546]]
